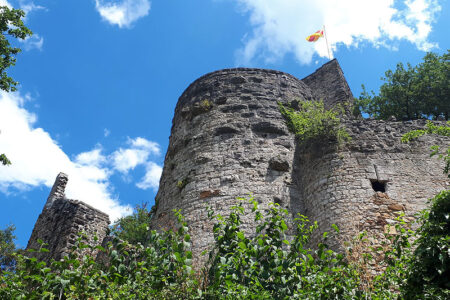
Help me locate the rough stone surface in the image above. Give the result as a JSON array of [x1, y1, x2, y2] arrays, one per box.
[[27, 59, 449, 267], [152, 59, 449, 264], [295, 119, 449, 248], [27, 173, 110, 262]]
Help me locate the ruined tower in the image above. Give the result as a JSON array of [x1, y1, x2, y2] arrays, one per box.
[[152, 59, 449, 259], [26, 60, 449, 264], [27, 173, 110, 261]]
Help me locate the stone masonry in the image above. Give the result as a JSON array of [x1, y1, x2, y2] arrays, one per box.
[[152, 59, 450, 262], [27, 173, 110, 262], [27, 59, 449, 264]]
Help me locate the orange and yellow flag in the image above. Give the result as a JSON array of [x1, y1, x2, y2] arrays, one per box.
[[306, 30, 324, 42]]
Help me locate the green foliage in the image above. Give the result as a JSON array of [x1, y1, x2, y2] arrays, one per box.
[[402, 121, 450, 177], [355, 51, 449, 120], [401, 190, 450, 298], [111, 203, 153, 246], [1, 195, 449, 298], [0, 6, 32, 92], [0, 224, 17, 272], [0, 211, 197, 299], [204, 197, 362, 299], [177, 178, 189, 190], [0, 153, 11, 165], [0, 5, 32, 166], [200, 99, 212, 111], [278, 100, 351, 146]]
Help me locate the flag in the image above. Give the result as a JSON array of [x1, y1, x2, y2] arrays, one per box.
[[306, 30, 324, 42]]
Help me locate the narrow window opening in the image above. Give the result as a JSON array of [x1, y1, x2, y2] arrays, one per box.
[[370, 180, 387, 192]]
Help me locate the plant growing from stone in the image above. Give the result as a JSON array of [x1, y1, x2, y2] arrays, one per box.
[[278, 100, 351, 146]]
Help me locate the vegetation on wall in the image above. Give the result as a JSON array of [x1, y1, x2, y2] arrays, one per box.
[[354, 51, 449, 120], [278, 100, 351, 146], [402, 120, 450, 178]]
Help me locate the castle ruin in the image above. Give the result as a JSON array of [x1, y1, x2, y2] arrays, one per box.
[[28, 59, 449, 263], [26, 173, 110, 262]]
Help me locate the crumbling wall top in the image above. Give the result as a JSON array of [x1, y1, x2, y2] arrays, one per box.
[[176, 67, 314, 111], [302, 59, 354, 108], [45, 172, 68, 208]]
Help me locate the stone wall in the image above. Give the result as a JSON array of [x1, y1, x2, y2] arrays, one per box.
[[26, 60, 449, 266], [294, 119, 449, 249], [152, 59, 449, 263], [152, 66, 316, 261], [27, 173, 110, 262], [302, 59, 354, 109]]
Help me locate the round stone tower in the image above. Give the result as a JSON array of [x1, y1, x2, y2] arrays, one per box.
[[153, 67, 315, 258]]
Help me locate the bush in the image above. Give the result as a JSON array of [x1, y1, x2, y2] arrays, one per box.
[[278, 100, 350, 146], [1, 194, 449, 299]]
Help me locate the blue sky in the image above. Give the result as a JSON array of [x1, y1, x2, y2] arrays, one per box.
[[0, 0, 448, 248]]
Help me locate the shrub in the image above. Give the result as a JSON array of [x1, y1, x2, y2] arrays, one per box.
[[278, 100, 351, 146], [1, 194, 449, 299]]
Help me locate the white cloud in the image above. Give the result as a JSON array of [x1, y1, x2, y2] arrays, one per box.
[[112, 148, 150, 173], [75, 147, 106, 167], [130, 137, 160, 155], [0, 92, 163, 221], [136, 162, 162, 191], [0, 1, 11, 8], [19, 1, 46, 16], [111, 137, 160, 173], [94, 0, 151, 28], [19, 34, 44, 51], [234, 0, 441, 65], [104, 128, 110, 137]]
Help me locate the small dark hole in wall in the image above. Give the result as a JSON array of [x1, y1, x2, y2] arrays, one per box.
[[370, 180, 387, 192], [274, 197, 282, 205]]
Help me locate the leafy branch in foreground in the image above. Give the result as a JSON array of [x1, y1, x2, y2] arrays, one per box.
[[1, 194, 449, 299], [0, 153, 11, 165]]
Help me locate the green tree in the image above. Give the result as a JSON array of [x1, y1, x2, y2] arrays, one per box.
[[110, 203, 154, 246], [0, 5, 33, 166], [355, 51, 449, 120], [0, 5, 32, 92], [0, 224, 17, 272]]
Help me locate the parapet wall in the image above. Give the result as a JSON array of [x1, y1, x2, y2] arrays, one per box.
[[295, 119, 449, 248], [302, 59, 354, 109], [27, 173, 110, 261]]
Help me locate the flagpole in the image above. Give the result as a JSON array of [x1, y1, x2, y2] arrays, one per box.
[[323, 25, 332, 60]]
